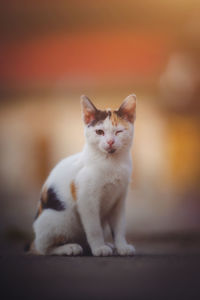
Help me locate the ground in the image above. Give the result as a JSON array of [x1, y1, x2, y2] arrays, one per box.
[[1, 239, 200, 300]]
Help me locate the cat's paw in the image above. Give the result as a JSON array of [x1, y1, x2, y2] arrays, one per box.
[[50, 244, 83, 256], [106, 242, 115, 251], [92, 245, 113, 256], [116, 244, 135, 256]]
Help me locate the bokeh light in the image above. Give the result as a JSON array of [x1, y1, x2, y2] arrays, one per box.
[[0, 0, 200, 244]]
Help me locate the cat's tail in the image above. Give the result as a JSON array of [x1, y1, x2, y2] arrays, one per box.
[[24, 241, 31, 252], [24, 241, 39, 254]]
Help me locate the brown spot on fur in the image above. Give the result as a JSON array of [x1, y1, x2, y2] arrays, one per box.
[[110, 110, 119, 126], [34, 187, 47, 220], [70, 181, 77, 201], [42, 187, 48, 201], [34, 186, 66, 220], [88, 110, 108, 127], [82, 96, 109, 126], [34, 203, 43, 220], [108, 110, 129, 128], [38, 203, 42, 214], [51, 235, 67, 248]]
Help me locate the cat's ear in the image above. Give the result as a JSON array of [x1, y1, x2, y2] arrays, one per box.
[[118, 94, 136, 123], [80, 95, 97, 125]]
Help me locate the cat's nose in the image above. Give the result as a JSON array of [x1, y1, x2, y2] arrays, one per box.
[[107, 139, 115, 146]]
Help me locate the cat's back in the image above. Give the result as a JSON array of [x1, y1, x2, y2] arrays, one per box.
[[45, 152, 84, 188]]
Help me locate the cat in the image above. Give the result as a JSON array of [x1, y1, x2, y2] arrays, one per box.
[[32, 94, 136, 256]]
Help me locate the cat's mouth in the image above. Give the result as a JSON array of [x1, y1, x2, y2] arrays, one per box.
[[107, 148, 116, 154]]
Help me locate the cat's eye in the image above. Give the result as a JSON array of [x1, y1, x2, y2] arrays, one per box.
[[96, 129, 104, 135], [115, 130, 123, 135]]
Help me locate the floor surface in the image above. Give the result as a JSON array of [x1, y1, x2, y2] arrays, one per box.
[[1, 240, 200, 300]]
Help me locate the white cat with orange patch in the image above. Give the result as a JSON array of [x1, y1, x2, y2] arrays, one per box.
[[33, 94, 136, 256]]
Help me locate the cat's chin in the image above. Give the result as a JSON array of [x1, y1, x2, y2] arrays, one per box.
[[103, 148, 116, 154], [107, 149, 116, 154]]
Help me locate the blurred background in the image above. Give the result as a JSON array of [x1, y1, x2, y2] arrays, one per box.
[[0, 0, 200, 249]]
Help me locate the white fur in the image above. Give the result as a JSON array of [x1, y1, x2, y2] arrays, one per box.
[[33, 95, 136, 256]]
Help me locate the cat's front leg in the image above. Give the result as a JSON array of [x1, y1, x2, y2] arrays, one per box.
[[77, 186, 113, 256], [109, 195, 135, 256]]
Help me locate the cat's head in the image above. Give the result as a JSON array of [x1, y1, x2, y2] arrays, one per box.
[[81, 95, 136, 155]]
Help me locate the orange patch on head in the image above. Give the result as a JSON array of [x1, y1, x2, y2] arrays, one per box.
[[70, 181, 77, 201], [109, 110, 119, 126], [108, 110, 129, 128]]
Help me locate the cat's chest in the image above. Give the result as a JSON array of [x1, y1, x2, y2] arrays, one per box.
[[99, 173, 128, 217]]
